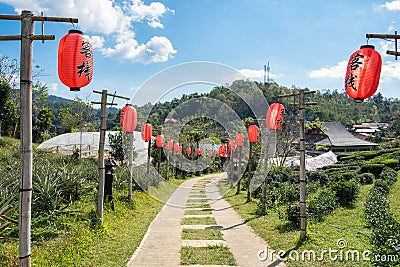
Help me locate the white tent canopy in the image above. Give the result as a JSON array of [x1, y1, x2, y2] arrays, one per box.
[[37, 131, 149, 166]]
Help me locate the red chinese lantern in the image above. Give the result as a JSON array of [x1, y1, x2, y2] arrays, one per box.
[[196, 148, 200, 155], [266, 102, 285, 130], [58, 30, 93, 91], [166, 140, 173, 151], [236, 133, 244, 147], [120, 104, 137, 133], [248, 125, 259, 143], [207, 151, 213, 157], [141, 122, 152, 141], [218, 144, 227, 157], [186, 147, 191, 155], [156, 135, 164, 148], [228, 139, 236, 153], [345, 45, 382, 103], [174, 143, 180, 152], [201, 149, 205, 155]]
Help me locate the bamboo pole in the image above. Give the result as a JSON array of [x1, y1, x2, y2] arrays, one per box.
[[97, 90, 107, 223], [246, 142, 253, 203], [19, 10, 33, 267], [128, 132, 134, 201], [299, 90, 307, 241]]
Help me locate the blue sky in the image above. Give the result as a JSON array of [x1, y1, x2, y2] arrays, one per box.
[[1, 0, 400, 107]]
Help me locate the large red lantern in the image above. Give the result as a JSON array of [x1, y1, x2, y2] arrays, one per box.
[[236, 133, 244, 147], [186, 147, 191, 155], [266, 102, 285, 130], [156, 135, 164, 148], [58, 30, 93, 91], [218, 144, 227, 157], [248, 125, 259, 143], [141, 122, 152, 142], [166, 140, 173, 151], [196, 148, 200, 155], [174, 143, 180, 152], [228, 139, 236, 152], [120, 104, 137, 133], [345, 45, 382, 103]]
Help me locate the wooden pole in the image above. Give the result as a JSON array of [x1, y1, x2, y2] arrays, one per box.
[[246, 142, 252, 203], [97, 90, 107, 223], [146, 139, 151, 190], [19, 10, 33, 267], [128, 132, 134, 201], [157, 147, 161, 173], [299, 89, 307, 241], [165, 151, 169, 181], [236, 146, 242, 195], [0, 11, 78, 267], [279, 89, 315, 241]]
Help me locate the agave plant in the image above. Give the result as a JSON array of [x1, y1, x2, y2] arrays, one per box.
[[0, 159, 19, 239]]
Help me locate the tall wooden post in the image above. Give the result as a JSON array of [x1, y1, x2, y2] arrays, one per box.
[[97, 90, 107, 223], [236, 146, 242, 195], [19, 11, 33, 267], [146, 139, 151, 189], [165, 151, 169, 180], [0, 11, 78, 266], [279, 89, 316, 241], [128, 132, 134, 201], [246, 142, 252, 203], [92, 90, 129, 220], [299, 90, 307, 241]]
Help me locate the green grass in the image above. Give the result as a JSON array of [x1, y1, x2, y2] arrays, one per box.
[[223, 184, 373, 267], [181, 217, 217, 225], [181, 246, 236, 265], [184, 209, 212, 215], [182, 229, 223, 240], [186, 203, 211, 208], [1, 179, 188, 267], [388, 178, 400, 221]]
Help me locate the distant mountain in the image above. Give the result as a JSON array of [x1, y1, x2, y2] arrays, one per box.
[[47, 95, 74, 103]]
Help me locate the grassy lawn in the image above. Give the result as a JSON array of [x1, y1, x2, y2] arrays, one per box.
[[1, 178, 189, 267], [181, 217, 217, 225], [388, 178, 400, 221], [184, 209, 212, 215], [186, 203, 211, 209], [182, 229, 224, 240], [222, 183, 373, 267], [181, 246, 236, 265]]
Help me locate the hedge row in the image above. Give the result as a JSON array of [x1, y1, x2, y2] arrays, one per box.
[[286, 180, 359, 225], [365, 170, 400, 267]]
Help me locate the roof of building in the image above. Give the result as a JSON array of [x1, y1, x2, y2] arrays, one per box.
[[316, 122, 378, 147]]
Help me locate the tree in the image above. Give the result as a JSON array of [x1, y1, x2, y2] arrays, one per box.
[[0, 79, 17, 137], [34, 107, 54, 143], [58, 98, 96, 133]]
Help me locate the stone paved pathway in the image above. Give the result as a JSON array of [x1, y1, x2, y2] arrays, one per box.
[[127, 173, 286, 267]]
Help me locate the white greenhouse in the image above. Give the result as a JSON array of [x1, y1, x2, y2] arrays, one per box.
[[37, 131, 149, 166]]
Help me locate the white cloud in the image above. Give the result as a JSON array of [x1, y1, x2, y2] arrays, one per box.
[[309, 59, 400, 83], [239, 68, 280, 80], [88, 36, 105, 49], [129, 0, 174, 29], [49, 83, 58, 93], [380, 1, 400, 11], [1, 0, 176, 64], [308, 60, 348, 79], [102, 35, 176, 64], [381, 61, 400, 81]]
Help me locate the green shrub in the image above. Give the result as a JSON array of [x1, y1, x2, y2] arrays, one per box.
[[358, 173, 374, 185], [359, 164, 385, 176], [379, 168, 398, 186], [286, 204, 300, 227], [330, 181, 359, 206], [307, 188, 338, 222], [307, 171, 329, 186]]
